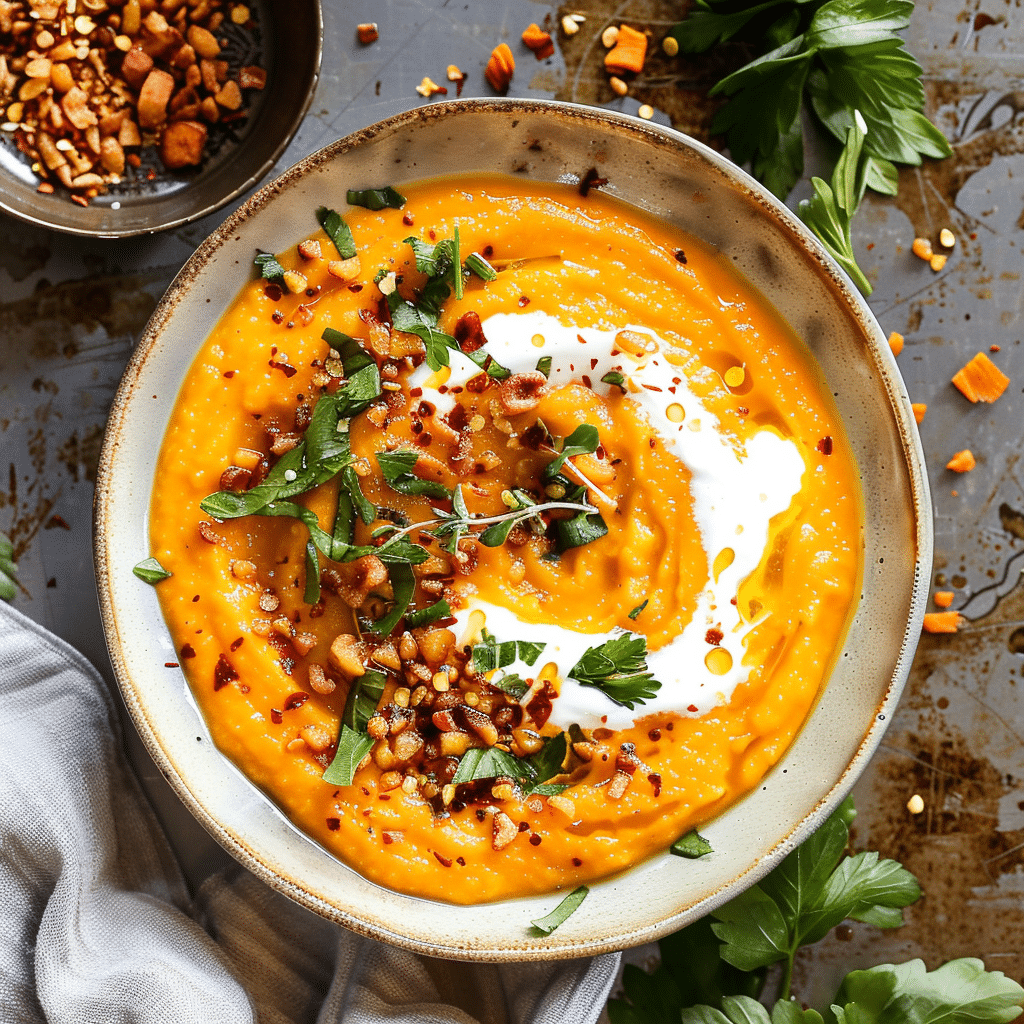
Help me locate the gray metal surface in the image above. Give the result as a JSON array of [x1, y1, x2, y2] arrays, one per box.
[[2, 0, 1021, 995]]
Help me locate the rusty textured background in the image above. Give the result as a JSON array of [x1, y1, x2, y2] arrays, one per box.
[[2, 0, 1022, 1008]]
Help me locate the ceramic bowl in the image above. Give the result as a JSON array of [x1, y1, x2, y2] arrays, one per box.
[[94, 98, 932, 960], [0, 1, 321, 238]]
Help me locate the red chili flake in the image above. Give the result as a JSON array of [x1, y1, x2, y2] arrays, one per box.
[[326, 817, 341, 831], [738, 406, 749, 416], [730, 596, 738, 605], [579, 167, 609, 197], [192, 595, 200, 602], [643, 384, 663, 392], [213, 655, 238, 691], [521, 423, 547, 450], [284, 691, 309, 711], [674, 250, 687, 264], [590, 358, 599, 369], [686, 704, 698, 713], [45, 514, 71, 530], [402, 213, 414, 226], [649, 438, 656, 448], [418, 401, 434, 417], [223, 370, 236, 378], [526, 680, 557, 729], [483, 244, 494, 257], [271, 709, 283, 724], [180, 643, 197, 659], [411, 420, 424, 434], [382, 832, 393, 845], [817, 435, 834, 456], [271, 310, 284, 324], [991, 344, 1001, 352], [518, 295, 530, 307], [705, 628, 723, 646], [454, 311, 487, 352], [269, 358, 298, 378], [348, 283, 363, 292], [433, 850, 453, 867], [572, 857, 583, 867], [465, 373, 490, 394], [456, 856, 466, 865], [72, 194, 89, 208], [164, 662, 179, 668], [668, 386, 677, 394], [648, 728, 661, 741], [648, 772, 662, 797], [666, 722, 673, 731], [410, 387, 423, 398], [529, 834, 542, 846], [230, 637, 244, 652], [429, 229, 436, 240], [415, 432, 433, 447], [379, 794, 390, 801], [582, 375, 592, 389]]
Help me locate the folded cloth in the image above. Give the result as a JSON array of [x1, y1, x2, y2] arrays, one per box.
[[0, 601, 620, 1024]]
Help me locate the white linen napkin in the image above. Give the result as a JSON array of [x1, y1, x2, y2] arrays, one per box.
[[0, 601, 620, 1024]]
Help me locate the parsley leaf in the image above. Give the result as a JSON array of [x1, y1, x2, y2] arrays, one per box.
[[303, 539, 321, 605], [554, 508, 609, 552], [524, 732, 569, 795], [0, 532, 17, 601], [346, 186, 406, 210], [472, 630, 546, 673], [365, 559, 415, 637], [316, 206, 356, 259], [342, 669, 387, 731], [530, 885, 588, 935], [322, 725, 374, 786], [452, 746, 535, 785], [254, 251, 286, 283], [542, 424, 600, 481], [831, 958, 1024, 1024], [798, 110, 874, 294], [376, 449, 451, 500], [628, 599, 648, 620], [321, 328, 382, 416], [569, 633, 661, 709], [672, 829, 714, 859], [133, 556, 171, 584]]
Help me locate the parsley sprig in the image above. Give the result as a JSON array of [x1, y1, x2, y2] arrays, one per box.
[[670, 0, 952, 293], [0, 532, 18, 601], [607, 798, 1023, 1023], [569, 633, 661, 709]]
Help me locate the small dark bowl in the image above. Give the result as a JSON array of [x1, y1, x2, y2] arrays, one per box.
[[0, 2, 321, 238]]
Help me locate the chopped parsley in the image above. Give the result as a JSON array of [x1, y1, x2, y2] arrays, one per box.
[[253, 251, 286, 283], [531, 885, 588, 935], [569, 633, 661, 709], [133, 557, 172, 584], [316, 206, 356, 259], [346, 186, 406, 210]]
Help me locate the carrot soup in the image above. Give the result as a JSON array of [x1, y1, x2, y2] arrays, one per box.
[[147, 176, 862, 904]]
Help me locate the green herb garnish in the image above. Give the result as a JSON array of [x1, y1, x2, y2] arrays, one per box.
[[316, 206, 357, 259], [569, 633, 661, 709], [472, 629, 546, 673], [554, 508, 609, 552], [671, 829, 714, 859], [133, 556, 172, 584], [524, 731, 569, 796], [376, 449, 452, 500], [342, 669, 387, 731], [797, 110, 878, 295], [602, 370, 626, 391], [404, 599, 452, 628], [536, 355, 552, 378], [542, 424, 600, 482], [346, 186, 406, 211], [628, 599, 648, 621], [365, 559, 415, 637], [452, 746, 534, 785], [322, 725, 374, 786], [321, 328, 382, 417], [464, 251, 498, 281], [490, 673, 529, 699], [0, 532, 18, 601], [531, 885, 588, 935], [303, 539, 321, 605], [254, 251, 286, 283]]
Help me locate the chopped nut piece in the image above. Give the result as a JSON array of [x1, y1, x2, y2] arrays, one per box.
[[929, 253, 947, 272], [307, 663, 335, 695], [300, 724, 333, 753], [939, 228, 956, 248], [906, 793, 925, 814], [187, 24, 221, 59], [283, 269, 308, 295], [298, 238, 322, 260], [238, 65, 266, 90], [561, 14, 580, 35], [160, 119, 207, 168], [138, 68, 176, 127], [446, 64, 465, 82], [231, 559, 257, 581], [329, 633, 366, 677], [492, 810, 518, 850], [609, 75, 628, 96], [327, 256, 361, 281], [356, 22, 378, 45], [662, 34, 680, 56], [638, 104, 654, 120], [601, 25, 620, 47], [548, 794, 576, 818], [607, 770, 631, 799], [367, 715, 389, 740], [215, 79, 243, 111]]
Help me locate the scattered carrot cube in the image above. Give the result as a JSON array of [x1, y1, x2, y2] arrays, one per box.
[[888, 331, 904, 356], [912, 403, 927, 424], [522, 23, 554, 60], [946, 449, 976, 473], [485, 43, 515, 92], [951, 351, 1009, 403], [933, 591, 954, 608], [604, 24, 648, 75], [923, 611, 961, 633]]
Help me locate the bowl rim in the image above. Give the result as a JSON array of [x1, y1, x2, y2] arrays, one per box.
[[0, 2, 323, 239], [94, 96, 933, 960]]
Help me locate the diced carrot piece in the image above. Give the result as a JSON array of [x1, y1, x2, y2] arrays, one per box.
[[946, 449, 976, 473], [604, 24, 648, 75], [933, 591, 954, 608], [912, 403, 927, 424], [951, 351, 1010, 403], [888, 331, 904, 356], [522, 23, 554, 60], [923, 611, 961, 633], [485, 43, 515, 92]]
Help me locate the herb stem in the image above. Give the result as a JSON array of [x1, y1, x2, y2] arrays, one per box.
[[546, 449, 618, 510], [381, 499, 599, 545], [780, 948, 796, 1002]]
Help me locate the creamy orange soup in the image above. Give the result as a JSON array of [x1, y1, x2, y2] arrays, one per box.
[[149, 176, 862, 904]]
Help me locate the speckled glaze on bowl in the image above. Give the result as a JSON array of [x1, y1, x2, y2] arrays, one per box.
[[94, 99, 932, 960]]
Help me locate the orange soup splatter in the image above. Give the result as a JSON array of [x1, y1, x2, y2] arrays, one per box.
[[149, 177, 862, 904]]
